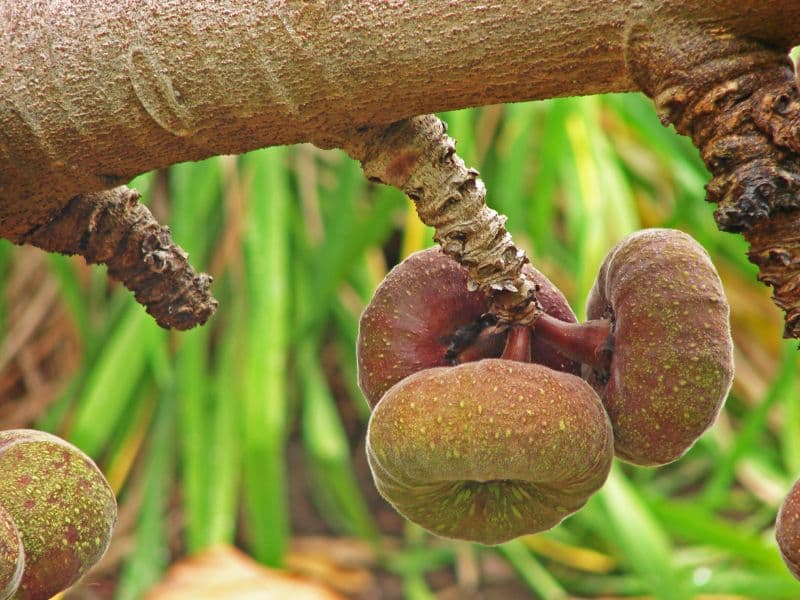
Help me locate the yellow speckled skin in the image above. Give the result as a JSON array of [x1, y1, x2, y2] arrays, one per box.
[[367, 360, 613, 544], [584, 229, 734, 466], [777, 479, 800, 580], [0, 430, 116, 600], [0, 505, 23, 600], [358, 248, 578, 408]]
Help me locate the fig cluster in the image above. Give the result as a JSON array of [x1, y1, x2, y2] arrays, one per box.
[[357, 229, 734, 544], [0, 430, 117, 600]]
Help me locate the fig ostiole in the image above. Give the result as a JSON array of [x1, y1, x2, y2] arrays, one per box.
[[0, 430, 117, 600], [777, 478, 800, 580], [357, 247, 579, 409], [366, 360, 613, 545], [531, 229, 734, 466]]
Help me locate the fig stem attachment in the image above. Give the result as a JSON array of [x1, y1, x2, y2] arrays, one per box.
[[343, 115, 540, 326], [532, 313, 613, 373], [500, 326, 531, 363]]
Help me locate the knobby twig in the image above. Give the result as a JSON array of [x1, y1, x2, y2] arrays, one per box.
[[9, 186, 217, 330], [628, 22, 800, 338], [344, 115, 540, 325]]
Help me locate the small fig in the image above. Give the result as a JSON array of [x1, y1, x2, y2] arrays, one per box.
[[366, 359, 613, 544], [777, 478, 800, 580], [357, 247, 578, 408], [0, 430, 117, 600], [534, 229, 733, 466], [0, 505, 23, 600]]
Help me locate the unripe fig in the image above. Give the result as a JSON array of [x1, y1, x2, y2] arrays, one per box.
[[357, 247, 578, 408], [777, 478, 800, 580], [583, 229, 734, 465], [0, 505, 23, 600], [0, 430, 117, 600], [367, 359, 613, 544]]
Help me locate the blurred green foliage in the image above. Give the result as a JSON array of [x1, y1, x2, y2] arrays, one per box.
[[2, 93, 799, 598]]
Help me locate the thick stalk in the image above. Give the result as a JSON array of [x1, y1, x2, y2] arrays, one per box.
[[500, 326, 531, 363], [532, 313, 613, 374], [6, 186, 216, 330], [345, 115, 540, 324]]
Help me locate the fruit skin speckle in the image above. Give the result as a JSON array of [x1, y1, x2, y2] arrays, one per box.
[[0, 430, 116, 600], [367, 360, 613, 545], [777, 478, 800, 580], [584, 229, 734, 466]]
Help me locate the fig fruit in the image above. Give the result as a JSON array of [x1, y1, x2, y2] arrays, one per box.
[[534, 229, 734, 466], [366, 359, 613, 544], [0, 505, 23, 600], [357, 247, 578, 408], [0, 430, 117, 600], [777, 478, 800, 580]]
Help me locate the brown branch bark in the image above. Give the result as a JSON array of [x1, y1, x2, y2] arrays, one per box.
[[628, 22, 800, 338], [8, 187, 217, 330], [2, 1, 800, 234], [3, 1, 800, 331]]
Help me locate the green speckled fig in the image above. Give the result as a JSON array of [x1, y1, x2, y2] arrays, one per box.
[[0, 430, 116, 600], [358, 247, 579, 408], [0, 505, 23, 600], [777, 478, 800, 580], [367, 360, 613, 544], [584, 229, 734, 465]]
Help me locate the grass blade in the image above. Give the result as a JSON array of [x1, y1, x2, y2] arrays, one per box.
[[240, 147, 290, 566], [599, 465, 692, 599], [498, 539, 568, 600], [298, 342, 377, 540]]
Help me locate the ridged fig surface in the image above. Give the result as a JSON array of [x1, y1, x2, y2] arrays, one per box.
[[357, 247, 578, 408], [0, 430, 117, 600], [367, 359, 613, 544], [584, 229, 734, 466], [777, 478, 800, 580], [0, 505, 23, 600]]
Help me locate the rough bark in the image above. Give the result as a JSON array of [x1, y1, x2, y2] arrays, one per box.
[[628, 22, 800, 337], [3, 1, 800, 233], [3, 1, 800, 331], [7, 187, 216, 329], [344, 115, 539, 325]]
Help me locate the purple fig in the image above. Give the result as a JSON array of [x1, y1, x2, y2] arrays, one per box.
[[0, 504, 23, 600], [534, 229, 734, 466], [357, 247, 578, 408]]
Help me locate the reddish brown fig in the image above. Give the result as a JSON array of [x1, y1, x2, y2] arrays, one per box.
[[0, 505, 23, 600], [357, 247, 578, 408], [0, 430, 117, 600], [366, 360, 613, 544], [777, 478, 800, 580], [534, 229, 734, 466]]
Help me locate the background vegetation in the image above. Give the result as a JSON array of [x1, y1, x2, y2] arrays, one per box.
[[1, 92, 799, 599]]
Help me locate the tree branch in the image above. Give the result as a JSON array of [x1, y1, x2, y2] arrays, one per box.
[[628, 22, 800, 338], [4, 2, 800, 331], [345, 115, 539, 324], [8, 187, 217, 330], [2, 1, 800, 231]]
